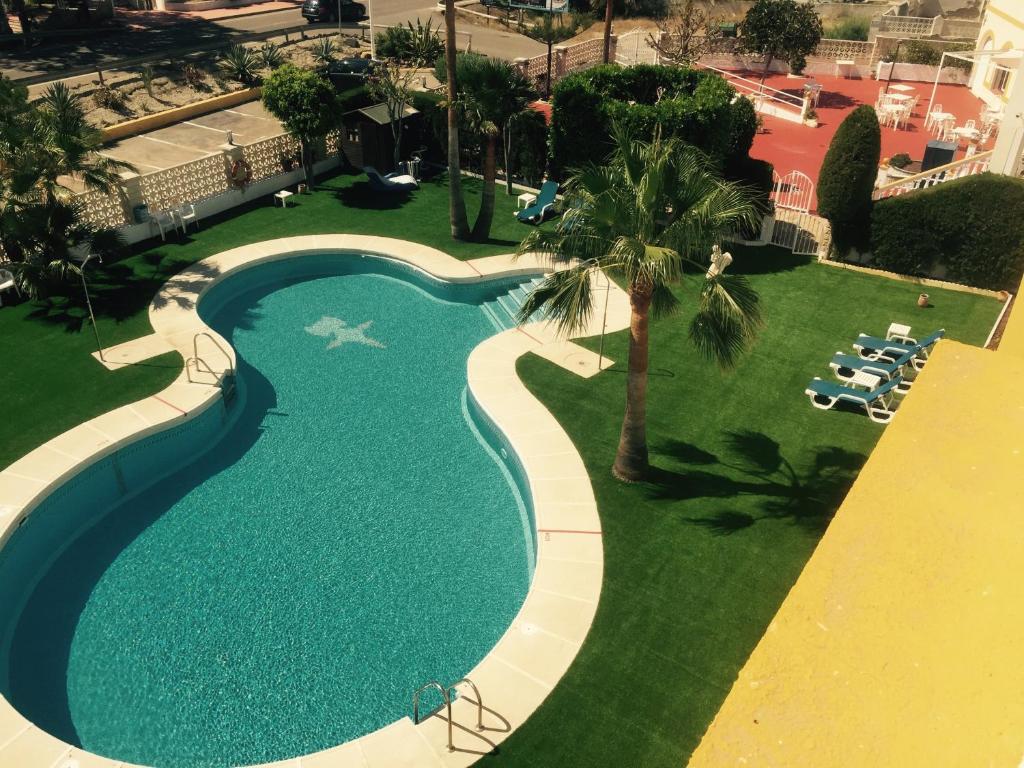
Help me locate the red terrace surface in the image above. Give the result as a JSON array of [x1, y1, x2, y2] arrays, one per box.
[[740, 70, 996, 211]]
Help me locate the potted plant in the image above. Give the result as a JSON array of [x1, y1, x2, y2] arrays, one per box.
[[917, 293, 930, 308]]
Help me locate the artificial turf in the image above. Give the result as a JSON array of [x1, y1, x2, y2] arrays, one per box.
[[0, 173, 1004, 767], [491, 249, 1000, 767], [0, 172, 527, 470]]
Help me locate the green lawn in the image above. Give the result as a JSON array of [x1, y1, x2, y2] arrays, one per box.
[[493, 250, 999, 767], [0, 172, 528, 470], [0, 173, 1003, 767]]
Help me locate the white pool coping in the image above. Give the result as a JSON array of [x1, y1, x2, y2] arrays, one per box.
[[0, 235, 632, 768]]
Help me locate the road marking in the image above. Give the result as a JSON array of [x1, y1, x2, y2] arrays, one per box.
[[183, 120, 242, 136], [139, 135, 215, 156], [223, 108, 278, 122]]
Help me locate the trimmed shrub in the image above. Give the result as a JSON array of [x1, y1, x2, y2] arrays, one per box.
[[549, 64, 750, 177], [817, 105, 880, 254], [870, 173, 1024, 291]]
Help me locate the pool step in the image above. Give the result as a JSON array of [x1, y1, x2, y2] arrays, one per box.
[[484, 277, 548, 331]]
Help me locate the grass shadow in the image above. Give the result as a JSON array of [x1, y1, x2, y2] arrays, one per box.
[[335, 181, 412, 210]]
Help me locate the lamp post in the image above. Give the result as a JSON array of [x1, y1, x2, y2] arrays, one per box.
[[79, 252, 105, 363], [337, 0, 342, 35], [368, 0, 375, 59], [596, 267, 611, 372], [882, 39, 904, 97]]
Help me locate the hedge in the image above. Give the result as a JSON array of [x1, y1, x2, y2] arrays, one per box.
[[548, 64, 757, 178], [870, 173, 1024, 291], [817, 105, 880, 254]]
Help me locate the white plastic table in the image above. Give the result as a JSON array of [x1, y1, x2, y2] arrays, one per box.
[[886, 93, 913, 103], [518, 192, 537, 209], [890, 84, 915, 93], [886, 322, 913, 344], [952, 126, 981, 142], [274, 190, 294, 208], [835, 59, 856, 77], [850, 370, 882, 391]]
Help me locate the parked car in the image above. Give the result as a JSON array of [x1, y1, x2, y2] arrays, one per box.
[[301, 0, 365, 23], [325, 57, 379, 90]]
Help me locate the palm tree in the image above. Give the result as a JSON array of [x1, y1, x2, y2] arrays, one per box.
[[438, 54, 534, 242], [442, 0, 470, 240], [517, 125, 763, 481], [1, 80, 134, 294]]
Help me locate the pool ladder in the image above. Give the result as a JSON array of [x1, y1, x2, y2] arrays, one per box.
[[186, 332, 236, 402], [412, 677, 485, 752]]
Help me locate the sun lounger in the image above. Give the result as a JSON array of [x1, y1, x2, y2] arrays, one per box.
[[515, 180, 557, 224], [365, 166, 419, 193], [805, 376, 903, 424], [829, 351, 915, 392], [853, 329, 944, 370]]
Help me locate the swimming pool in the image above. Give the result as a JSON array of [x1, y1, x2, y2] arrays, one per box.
[[0, 254, 544, 767]]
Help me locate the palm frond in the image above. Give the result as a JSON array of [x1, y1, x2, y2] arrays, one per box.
[[688, 273, 763, 368], [516, 265, 595, 336]]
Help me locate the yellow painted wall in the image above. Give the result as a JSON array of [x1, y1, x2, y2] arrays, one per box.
[[687, 286, 1024, 767], [971, 1, 1023, 107]]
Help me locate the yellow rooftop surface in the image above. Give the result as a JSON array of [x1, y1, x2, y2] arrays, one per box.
[[688, 287, 1024, 767]]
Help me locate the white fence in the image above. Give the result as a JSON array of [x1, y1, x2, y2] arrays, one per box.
[[615, 30, 659, 66], [873, 150, 993, 200]]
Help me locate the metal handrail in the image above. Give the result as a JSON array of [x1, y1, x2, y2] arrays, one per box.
[[446, 677, 485, 733], [695, 62, 805, 108], [873, 150, 993, 199], [194, 332, 234, 376], [413, 680, 453, 751]]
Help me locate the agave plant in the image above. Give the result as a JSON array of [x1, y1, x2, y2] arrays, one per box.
[[375, 18, 443, 66], [218, 44, 261, 86], [259, 41, 284, 71], [310, 36, 336, 67]]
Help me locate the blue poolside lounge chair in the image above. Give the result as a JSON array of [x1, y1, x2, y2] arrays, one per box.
[[805, 376, 903, 424], [516, 180, 558, 224], [365, 166, 419, 193], [829, 351, 915, 392], [853, 329, 945, 371]]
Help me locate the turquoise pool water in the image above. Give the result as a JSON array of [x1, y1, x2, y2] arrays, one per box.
[[0, 255, 539, 767]]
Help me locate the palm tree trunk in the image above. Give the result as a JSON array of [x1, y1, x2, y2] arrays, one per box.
[[444, 0, 470, 240], [503, 119, 514, 196], [612, 282, 652, 481], [602, 0, 613, 64], [472, 133, 497, 242]]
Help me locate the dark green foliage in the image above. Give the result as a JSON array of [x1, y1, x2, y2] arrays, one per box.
[[894, 40, 972, 72], [817, 105, 880, 254], [889, 152, 911, 169], [823, 15, 869, 42], [739, 0, 823, 74], [410, 90, 446, 164], [549, 64, 751, 178], [262, 64, 341, 182], [508, 108, 548, 186], [375, 18, 444, 66], [870, 174, 1024, 290], [725, 156, 774, 238], [217, 44, 261, 86]]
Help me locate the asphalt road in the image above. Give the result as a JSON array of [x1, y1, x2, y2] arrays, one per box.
[[0, 1, 543, 81]]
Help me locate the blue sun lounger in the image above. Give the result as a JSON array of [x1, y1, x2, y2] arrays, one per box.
[[805, 376, 903, 424], [852, 329, 945, 371], [829, 351, 915, 392], [515, 180, 558, 224]]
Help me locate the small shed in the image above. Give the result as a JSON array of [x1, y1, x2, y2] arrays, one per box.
[[340, 103, 422, 174]]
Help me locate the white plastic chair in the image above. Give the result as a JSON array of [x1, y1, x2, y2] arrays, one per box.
[[925, 103, 943, 130], [175, 203, 199, 234], [964, 119, 976, 131], [153, 210, 177, 241], [0, 268, 20, 307]]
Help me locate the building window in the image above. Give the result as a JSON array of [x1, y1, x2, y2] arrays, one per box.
[[346, 128, 360, 143], [991, 65, 1012, 94]]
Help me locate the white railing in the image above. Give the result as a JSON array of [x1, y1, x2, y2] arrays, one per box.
[[877, 14, 939, 38], [694, 61, 806, 122], [873, 150, 993, 200]]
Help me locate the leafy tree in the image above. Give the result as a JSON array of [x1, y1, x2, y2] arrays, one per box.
[[517, 125, 762, 481], [262, 65, 340, 186], [817, 105, 880, 255], [442, 0, 470, 239], [1, 79, 133, 296], [367, 59, 416, 171], [739, 0, 822, 81], [436, 54, 534, 241], [651, 0, 724, 66]]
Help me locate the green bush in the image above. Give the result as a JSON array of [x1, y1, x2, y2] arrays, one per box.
[[894, 40, 972, 72], [823, 16, 869, 42], [508, 108, 549, 187], [870, 174, 1024, 290], [375, 18, 444, 66], [725, 156, 774, 238], [817, 105, 880, 254], [549, 64, 750, 177]]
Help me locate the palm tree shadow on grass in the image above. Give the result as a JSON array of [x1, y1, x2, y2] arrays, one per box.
[[335, 181, 412, 210], [647, 430, 866, 536], [25, 260, 223, 331]]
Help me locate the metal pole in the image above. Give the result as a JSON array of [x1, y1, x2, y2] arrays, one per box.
[[596, 269, 610, 372], [927, 50, 945, 118], [337, 0, 341, 35], [368, 0, 375, 58], [79, 255, 104, 362]]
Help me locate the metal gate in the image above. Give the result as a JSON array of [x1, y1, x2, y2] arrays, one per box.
[[615, 30, 660, 66], [770, 208, 832, 258], [771, 170, 814, 214]]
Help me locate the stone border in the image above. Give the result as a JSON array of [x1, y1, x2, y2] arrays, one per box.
[[0, 235, 631, 767], [101, 88, 262, 143]]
